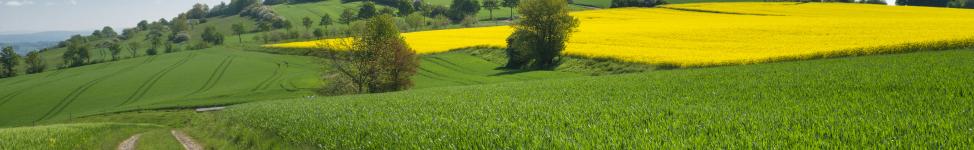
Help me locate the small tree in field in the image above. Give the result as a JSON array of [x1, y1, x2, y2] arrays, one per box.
[[483, 0, 500, 23], [24, 51, 46, 74], [108, 42, 122, 61], [504, 0, 579, 69], [0, 46, 21, 78], [319, 14, 418, 95], [302, 16, 314, 31], [128, 42, 141, 57], [232, 23, 246, 43]]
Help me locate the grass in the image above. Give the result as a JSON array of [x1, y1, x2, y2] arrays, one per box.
[[136, 130, 185, 150], [0, 123, 163, 149], [0, 47, 321, 127], [205, 49, 973, 148], [413, 51, 582, 88]]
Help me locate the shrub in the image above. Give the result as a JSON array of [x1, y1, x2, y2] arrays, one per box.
[[319, 15, 418, 94], [505, 0, 579, 69], [610, 0, 666, 8]]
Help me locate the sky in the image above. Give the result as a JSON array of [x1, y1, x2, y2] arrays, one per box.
[[0, 0, 229, 34]]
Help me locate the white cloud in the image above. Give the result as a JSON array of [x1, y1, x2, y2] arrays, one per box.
[[4, 0, 36, 6]]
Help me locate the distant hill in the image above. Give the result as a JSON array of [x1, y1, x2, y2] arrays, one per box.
[[0, 31, 88, 43], [0, 31, 88, 55]]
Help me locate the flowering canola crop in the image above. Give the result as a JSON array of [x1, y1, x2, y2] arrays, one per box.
[[266, 2, 974, 67]]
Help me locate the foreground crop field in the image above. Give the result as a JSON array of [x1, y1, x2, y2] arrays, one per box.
[[213, 49, 974, 148], [267, 2, 974, 67], [0, 123, 162, 149]]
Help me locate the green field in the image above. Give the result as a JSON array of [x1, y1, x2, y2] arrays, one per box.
[[0, 123, 163, 149], [206, 49, 974, 148], [0, 48, 320, 126]]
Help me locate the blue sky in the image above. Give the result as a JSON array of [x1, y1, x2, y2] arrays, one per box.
[[0, 0, 228, 34]]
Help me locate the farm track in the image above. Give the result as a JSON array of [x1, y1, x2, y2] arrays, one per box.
[[119, 54, 195, 106], [253, 62, 287, 91], [35, 57, 156, 121], [116, 134, 142, 150], [171, 130, 202, 150], [417, 67, 479, 85], [190, 56, 236, 95], [427, 57, 534, 81]]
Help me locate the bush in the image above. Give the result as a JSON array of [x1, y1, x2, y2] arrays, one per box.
[[505, 0, 579, 69], [319, 15, 418, 94], [460, 15, 479, 27], [172, 32, 192, 43]]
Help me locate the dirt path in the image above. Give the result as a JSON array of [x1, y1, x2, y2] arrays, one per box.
[[117, 134, 142, 150], [171, 130, 203, 150]]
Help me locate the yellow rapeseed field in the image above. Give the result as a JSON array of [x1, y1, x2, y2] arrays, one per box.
[[266, 2, 974, 67]]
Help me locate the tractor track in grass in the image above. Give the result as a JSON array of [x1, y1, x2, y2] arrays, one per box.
[[253, 62, 287, 91], [427, 57, 533, 81], [35, 57, 155, 121], [190, 56, 235, 95], [0, 58, 156, 108], [116, 133, 141, 150], [417, 67, 480, 85], [118, 54, 195, 107]]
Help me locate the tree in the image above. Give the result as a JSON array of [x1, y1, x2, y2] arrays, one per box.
[[448, 0, 481, 22], [202, 26, 225, 45], [101, 26, 118, 38], [395, 0, 415, 16], [137, 20, 150, 30], [24, 51, 45, 74], [283, 20, 294, 32], [232, 23, 247, 43], [63, 42, 91, 67], [405, 12, 427, 30], [358, 2, 379, 19], [483, 0, 500, 23], [340, 8, 357, 24], [128, 42, 141, 57], [320, 14, 334, 27], [320, 15, 418, 94], [611, 0, 664, 8], [0, 46, 22, 78], [257, 21, 272, 31], [188, 3, 210, 19], [302, 16, 314, 31], [502, 0, 518, 20], [108, 42, 123, 61], [505, 0, 579, 69], [313, 28, 326, 39]]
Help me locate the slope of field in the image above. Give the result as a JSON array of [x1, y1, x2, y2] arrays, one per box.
[[414, 52, 581, 88], [210, 49, 974, 148], [268, 2, 974, 67], [0, 48, 321, 126], [0, 123, 163, 149]]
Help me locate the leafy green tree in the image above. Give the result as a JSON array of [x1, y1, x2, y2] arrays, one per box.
[[257, 21, 272, 31], [137, 20, 150, 30], [340, 8, 357, 24], [0, 46, 22, 78], [320, 14, 334, 27], [358, 2, 379, 19], [448, 0, 481, 22], [101, 26, 118, 38], [321, 15, 418, 94], [187, 3, 210, 19], [232, 23, 247, 43], [432, 14, 450, 29], [108, 42, 123, 61], [202, 26, 226, 45], [127, 42, 141, 57], [483, 0, 500, 22], [395, 0, 415, 16], [313, 28, 325, 39], [505, 0, 579, 69], [24, 51, 45, 74], [502, 0, 518, 19], [405, 12, 427, 30], [302, 16, 314, 31], [63, 42, 91, 67]]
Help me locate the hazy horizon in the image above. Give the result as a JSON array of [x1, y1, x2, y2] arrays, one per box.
[[0, 0, 229, 34]]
